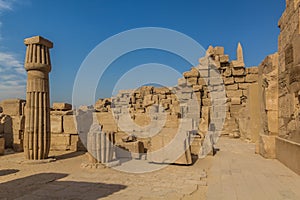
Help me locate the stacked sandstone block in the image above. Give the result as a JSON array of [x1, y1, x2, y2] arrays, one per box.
[[0, 99, 26, 151], [110, 86, 196, 164], [50, 103, 84, 151]]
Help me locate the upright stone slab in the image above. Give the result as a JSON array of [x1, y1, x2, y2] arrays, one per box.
[[23, 36, 53, 160]]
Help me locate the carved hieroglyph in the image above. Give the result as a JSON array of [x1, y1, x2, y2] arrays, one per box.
[[23, 36, 53, 160]]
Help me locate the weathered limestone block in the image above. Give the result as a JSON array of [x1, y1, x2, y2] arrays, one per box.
[[63, 115, 77, 134], [265, 85, 278, 111], [213, 46, 224, 55], [0, 99, 25, 116], [95, 112, 118, 132], [192, 85, 202, 92], [198, 77, 207, 85], [220, 55, 229, 63], [198, 69, 209, 77], [232, 60, 245, 68], [226, 90, 243, 98], [248, 83, 262, 142], [231, 98, 241, 105], [267, 110, 278, 134], [234, 76, 245, 83], [187, 77, 198, 86], [183, 67, 199, 78], [225, 84, 238, 90], [178, 78, 187, 87], [147, 129, 192, 165], [209, 77, 223, 86], [202, 98, 211, 106], [246, 67, 259, 74], [11, 115, 25, 151], [232, 67, 245, 76], [224, 77, 234, 85], [50, 115, 63, 133], [224, 67, 232, 77], [116, 141, 144, 159], [245, 74, 258, 83], [238, 83, 251, 90], [258, 135, 276, 158], [52, 102, 72, 111], [237, 106, 250, 140], [230, 105, 243, 118], [50, 133, 71, 150], [276, 136, 300, 175]]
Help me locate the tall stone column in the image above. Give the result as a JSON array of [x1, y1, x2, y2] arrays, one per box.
[[23, 36, 53, 160]]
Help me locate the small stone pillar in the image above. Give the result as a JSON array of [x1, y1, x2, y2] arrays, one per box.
[[23, 36, 53, 160]]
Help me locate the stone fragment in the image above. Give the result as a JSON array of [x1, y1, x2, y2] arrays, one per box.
[[220, 55, 229, 63], [52, 103, 72, 110], [224, 67, 232, 77], [213, 46, 224, 55], [187, 77, 198, 85], [258, 135, 276, 159], [183, 67, 199, 78]]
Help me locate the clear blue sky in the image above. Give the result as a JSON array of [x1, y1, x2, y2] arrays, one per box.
[[0, 0, 285, 104]]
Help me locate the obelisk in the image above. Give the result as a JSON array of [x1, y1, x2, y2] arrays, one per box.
[[237, 42, 244, 64], [23, 36, 53, 160]]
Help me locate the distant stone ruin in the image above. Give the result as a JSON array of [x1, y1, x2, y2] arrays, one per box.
[[0, 0, 299, 175]]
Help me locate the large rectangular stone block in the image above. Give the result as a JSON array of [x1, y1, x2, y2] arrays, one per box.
[[52, 102, 72, 110], [51, 115, 63, 133], [50, 133, 71, 151], [226, 90, 243, 98], [224, 77, 234, 85], [226, 84, 238, 90], [267, 110, 278, 134], [63, 115, 77, 134], [276, 136, 300, 175], [232, 67, 245, 76], [0, 99, 25, 116]]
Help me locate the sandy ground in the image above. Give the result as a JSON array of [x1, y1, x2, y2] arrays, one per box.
[[1, 137, 300, 200], [0, 149, 211, 200]]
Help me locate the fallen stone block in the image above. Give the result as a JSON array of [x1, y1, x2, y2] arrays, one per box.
[[52, 102, 72, 110]]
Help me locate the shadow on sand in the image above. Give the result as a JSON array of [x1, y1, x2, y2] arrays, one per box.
[[0, 173, 127, 199], [0, 169, 19, 176]]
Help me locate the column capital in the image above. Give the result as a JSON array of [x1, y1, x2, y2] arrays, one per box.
[[24, 36, 53, 48]]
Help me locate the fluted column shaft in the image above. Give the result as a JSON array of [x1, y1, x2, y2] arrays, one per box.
[[23, 36, 53, 160]]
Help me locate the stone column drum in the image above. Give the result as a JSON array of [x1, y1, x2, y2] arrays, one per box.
[[23, 36, 53, 160]]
